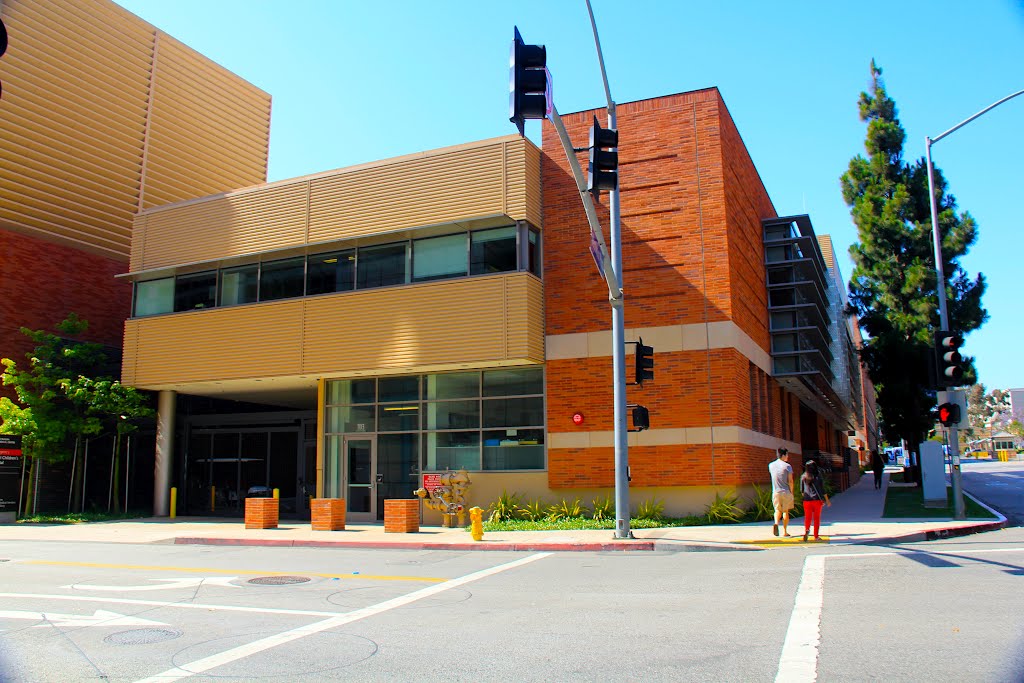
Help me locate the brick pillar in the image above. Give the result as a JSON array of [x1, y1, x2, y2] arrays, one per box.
[[383, 499, 420, 533], [244, 498, 279, 529], [310, 498, 346, 531]]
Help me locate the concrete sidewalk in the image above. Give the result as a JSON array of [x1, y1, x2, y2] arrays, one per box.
[[0, 471, 1006, 552]]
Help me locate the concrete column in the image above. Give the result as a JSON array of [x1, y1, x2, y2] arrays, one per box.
[[153, 390, 176, 516]]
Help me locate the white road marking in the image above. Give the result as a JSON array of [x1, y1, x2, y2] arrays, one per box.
[[0, 593, 347, 618], [775, 554, 825, 683], [133, 552, 552, 683], [776, 545, 1024, 681], [0, 609, 168, 628], [65, 577, 240, 591]]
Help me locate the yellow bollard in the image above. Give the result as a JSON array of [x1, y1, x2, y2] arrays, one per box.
[[273, 488, 280, 499], [210, 486, 216, 512], [170, 487, 177, 519], [469, 506, 484, 541]]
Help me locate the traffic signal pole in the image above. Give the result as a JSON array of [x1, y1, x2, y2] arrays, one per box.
[[925, 89, 1023, 520], [586, 0, 631, 539]]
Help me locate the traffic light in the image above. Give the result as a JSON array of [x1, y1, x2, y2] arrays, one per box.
[[933, 330, 964, 387], [1, 18, 8, 100], [634, 337, 654, 385], [509, 27, 547, 136], [631, 405, 650, 432], [587, 116, 619, 195], [937, 402, 960, 427]]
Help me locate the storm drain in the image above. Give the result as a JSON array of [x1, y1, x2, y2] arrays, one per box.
[[104, 628, 183, 645], [247, 575, 311, 586]]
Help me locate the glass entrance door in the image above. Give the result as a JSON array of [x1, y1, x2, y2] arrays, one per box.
[[344, 437, 376, 522]]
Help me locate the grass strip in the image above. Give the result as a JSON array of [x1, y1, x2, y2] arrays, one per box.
[[883, 486, 995, 519]]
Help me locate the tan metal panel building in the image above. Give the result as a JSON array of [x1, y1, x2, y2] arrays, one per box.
[[0, 0, 271, 261], [129, 136, 541, 273]]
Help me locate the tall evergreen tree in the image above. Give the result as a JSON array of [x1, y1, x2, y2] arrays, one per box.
[[841, 61, 986, 448]]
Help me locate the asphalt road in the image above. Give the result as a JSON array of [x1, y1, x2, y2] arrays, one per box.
[[961, 460, 1024, 525], [1, 528, 1023, 682]]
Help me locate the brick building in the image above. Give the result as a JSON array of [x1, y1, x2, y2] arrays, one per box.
[[117, 88, 869, 521], [0, 0, 270, 512]]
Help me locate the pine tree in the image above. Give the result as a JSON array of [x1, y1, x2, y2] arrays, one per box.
[[841, 61, 986, 448]]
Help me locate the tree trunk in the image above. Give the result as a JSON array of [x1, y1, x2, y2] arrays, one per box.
[[112, 433, 122, 514], [21, 456, 35, 518]]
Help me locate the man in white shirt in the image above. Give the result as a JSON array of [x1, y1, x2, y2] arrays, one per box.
[[769, 447, 794, 537]]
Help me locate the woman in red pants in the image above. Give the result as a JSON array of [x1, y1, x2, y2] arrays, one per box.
[[800, 460, 831, 542]]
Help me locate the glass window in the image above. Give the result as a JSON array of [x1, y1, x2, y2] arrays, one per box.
[[528, 228, 540, 276], [378, 404, 420, 432], [483, 368, 544, 396], [327, 379, 376, 405], [326, 405, 376, 434], [426, 372, 479, 400], [378, 376, 419, 403], [413, 233, 467, 282], [134, 278, 174, 317], [471, 226, 517, 275], [426, 400, 479, 430], [324, 435, 342, 498], [307, 250, 355, 296], [260, 257, 305, 301], [357, 242, 407, 289], [220, 265, 259, 306], [483, 428, 544, 469], [482, 396, 544, 428], [174, 271, 217, 312], [425, 431, 480, 471]]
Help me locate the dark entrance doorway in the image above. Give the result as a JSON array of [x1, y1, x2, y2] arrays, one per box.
[[182, 411, 315, 518]]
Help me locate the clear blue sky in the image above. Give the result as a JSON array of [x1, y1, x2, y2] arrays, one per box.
[[116, 0, 1024, 390]]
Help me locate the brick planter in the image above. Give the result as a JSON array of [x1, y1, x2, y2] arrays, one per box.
[[244, 497, 279, 529], [384, 499, 420, 533], [310, 498, 346, 531]]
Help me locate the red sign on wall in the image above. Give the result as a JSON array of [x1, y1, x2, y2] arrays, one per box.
[[422, 473, 443, 495]]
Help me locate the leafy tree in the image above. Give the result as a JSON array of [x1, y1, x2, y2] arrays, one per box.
[[0, 315, 153, 515], [841, 61, 987, 451]]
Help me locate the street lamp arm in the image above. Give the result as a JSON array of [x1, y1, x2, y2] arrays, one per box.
[[929, 89, 1024, 145]]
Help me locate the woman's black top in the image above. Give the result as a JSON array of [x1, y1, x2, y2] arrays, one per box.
[[801, 474, 825, 501]]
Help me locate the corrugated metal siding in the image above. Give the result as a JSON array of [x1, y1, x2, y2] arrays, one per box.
[[130, 183, 308, 272], [0, 0, 151, 258], [0, 0, 270, 262], [124, 301, 304, 385], [123, 273, 545, 386], [128, 137, 541, 272], [141, 34, 270, 210], [306, 144, 506, 243]]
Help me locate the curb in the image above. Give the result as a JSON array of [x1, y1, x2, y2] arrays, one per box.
[[173, 537, 657, 552]]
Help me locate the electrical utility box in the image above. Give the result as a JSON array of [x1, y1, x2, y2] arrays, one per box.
[[919, 441, 947, 507]]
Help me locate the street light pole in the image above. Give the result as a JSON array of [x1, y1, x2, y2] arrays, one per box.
[[925, 88, 1023, 520]]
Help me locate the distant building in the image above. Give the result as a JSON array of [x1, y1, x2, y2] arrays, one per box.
[[1009, 388, 1024, 421]]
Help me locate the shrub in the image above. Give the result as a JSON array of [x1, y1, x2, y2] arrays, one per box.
[[591, 496, 615, 521], [704, 491, 745, 524], [635, 497, 665, 521], [487, 490, 522, 523], [746, 484, 774, 522], [547, 497, 588, 520], [517, 498, 548, 522]]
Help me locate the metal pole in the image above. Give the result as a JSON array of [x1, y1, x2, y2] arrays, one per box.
[[81, 439, 89, 513], [585, 0, 630, 539], [924, 89, 1023, 520]]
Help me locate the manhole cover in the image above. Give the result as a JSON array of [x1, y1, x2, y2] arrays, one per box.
[[104, 628, 182, 645], [248, 575, 311, 585]]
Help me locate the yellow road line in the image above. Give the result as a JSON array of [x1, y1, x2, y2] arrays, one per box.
[[22, 560, 446, 583], [733, 537, 831, 547]]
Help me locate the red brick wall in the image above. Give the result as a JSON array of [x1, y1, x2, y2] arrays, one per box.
[[542, 90, 788, 490], [0, 228, 130, 376]]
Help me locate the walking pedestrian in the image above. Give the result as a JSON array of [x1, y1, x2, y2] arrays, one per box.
[[769, 447, 794, 537], [870, 449, 886, 490], [801, 459, 831, 542]]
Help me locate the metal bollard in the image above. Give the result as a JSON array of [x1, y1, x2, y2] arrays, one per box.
[[273, 488, 280, 499], [170, 487, 177, 519]]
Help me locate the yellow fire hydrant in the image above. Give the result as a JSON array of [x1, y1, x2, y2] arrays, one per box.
[[469, 506, 484, 541]]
